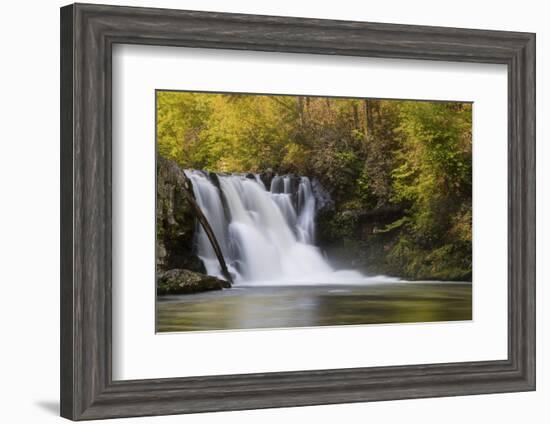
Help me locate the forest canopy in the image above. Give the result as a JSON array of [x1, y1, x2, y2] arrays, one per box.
[[156, 91, 472, 281]]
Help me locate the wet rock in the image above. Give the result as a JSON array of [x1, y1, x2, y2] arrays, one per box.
[[311, 178, 334, 212], [208, 171, 221, 189], [157, 269, 230, 295], [259, 168, 275, 189], [207, 171, 232, 221], [156, 156, 204, 273]]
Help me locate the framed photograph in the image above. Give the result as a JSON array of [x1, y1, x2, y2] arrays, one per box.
[[60, 3, 535, 420]]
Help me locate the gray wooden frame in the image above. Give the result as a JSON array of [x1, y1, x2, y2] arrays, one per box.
[[60, 3, 536, 421]]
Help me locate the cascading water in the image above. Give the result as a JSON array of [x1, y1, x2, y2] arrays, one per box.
[[184, 170, 368, 285]]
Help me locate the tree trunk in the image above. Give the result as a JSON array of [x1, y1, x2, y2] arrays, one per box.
[[353, 102, 360, 130], [297, 96, 305, 127], [365, 99, 372, 135], [180, 175, 234, 285]]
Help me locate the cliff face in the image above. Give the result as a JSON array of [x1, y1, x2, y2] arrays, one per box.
[[156, 156, 204, 274]]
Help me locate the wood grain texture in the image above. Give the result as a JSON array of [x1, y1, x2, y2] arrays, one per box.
[[60, 3, 536, 420], [60, 4, 74, 419]]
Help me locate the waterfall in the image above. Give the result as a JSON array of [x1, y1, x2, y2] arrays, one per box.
[[184, 170, 366, 285]]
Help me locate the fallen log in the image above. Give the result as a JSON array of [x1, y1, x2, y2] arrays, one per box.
[[180, 173, 234, 285]]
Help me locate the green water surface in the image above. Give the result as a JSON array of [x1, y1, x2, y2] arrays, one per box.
[[157, 281, 472, 333]]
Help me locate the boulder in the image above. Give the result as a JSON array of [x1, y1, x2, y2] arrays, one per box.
[[311, 177, 334, 212], [157, 269, 230, 295], [259, 168, 275, 189], [156, 156, 205, 273]]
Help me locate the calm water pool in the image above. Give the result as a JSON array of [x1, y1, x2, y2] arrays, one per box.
[[156, 281, 472, 332]]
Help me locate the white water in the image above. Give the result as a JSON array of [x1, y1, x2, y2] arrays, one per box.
[[184, 171, 397, 286]]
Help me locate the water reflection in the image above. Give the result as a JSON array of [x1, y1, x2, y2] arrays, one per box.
[[156, 282, 472, 333]]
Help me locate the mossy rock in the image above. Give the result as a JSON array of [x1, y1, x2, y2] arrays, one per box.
[[156, 156, 204, 273], [157, 269, 230, 295]]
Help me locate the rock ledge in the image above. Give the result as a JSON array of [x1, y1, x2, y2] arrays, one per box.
[[157, 269, 230, 295]]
